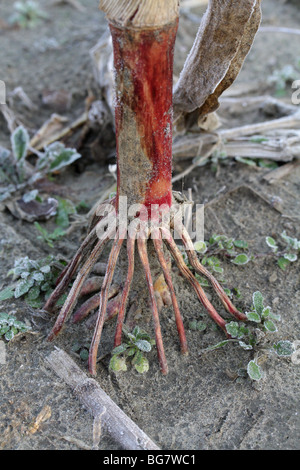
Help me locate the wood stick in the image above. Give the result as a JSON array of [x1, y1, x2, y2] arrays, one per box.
[[220, 112, 300, 140], [45, 348, 160, 450]]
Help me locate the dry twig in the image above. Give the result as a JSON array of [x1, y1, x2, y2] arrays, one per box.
[[45, 348, 160, 450]]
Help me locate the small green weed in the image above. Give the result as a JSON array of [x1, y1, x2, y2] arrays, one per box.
[[9, 1, 48, 29], [34, 222, 66, 248], [0, 126, 82, 202], [268, 63, 299, 96], [265, 231, 300, 270], [0, 255, 66, 308], [203, 291, 295, 382], [109, 326, 155, 374], [0, 312, 31, 341]]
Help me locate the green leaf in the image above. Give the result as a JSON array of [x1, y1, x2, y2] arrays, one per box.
[[223, 288, 232, 298], [253, 291, 264, 316], [247, 360, 263, 381], [231, 254, 250, 265], [132, 326, 140, 338], [269, 311, 281, 322], [27, 285, 41, 300], [225, 321, 240, 338], [264, 319, 277, 333], [277, 257, 290, 270], [273, 340, 295, 357], [0, 287, 15, 301], [0, 325, 10, 336], [25, 296, 42, 309], [250, 136, 268, 143], [49, 148, 82, 173], [13, 320, 29, 332], [135, 339, 152, 353], [79, 349, 89, 361], [196, 321, 206, 332], [261, 306, 271, 319], [281, 231, 299, 250], [235, 156, 257, 166], [213, 265, 224, 274], [127, 347, 136, 357], [14, 279, 34, 298], [5, 329, 15, 341], [189, 320, 206, 331], [206, 340, 231, 351], [265, 236, 278, 251], [11, 125, 29, 161], [40, 265, 51, 274], [0, 312, 9, 323], [238, 341, 253, 350], [134, 355, 149, 374], [194, 240, 207, 254], [109, 355, 127, 372], [32, 272, 44, 282], [233, 239, 248, 249], [284, 253, 297, 262], [189, 320, 198, 331], [246, 311, 261, 323], [55, 198, 76, 228], [111, 344, 128, 356]]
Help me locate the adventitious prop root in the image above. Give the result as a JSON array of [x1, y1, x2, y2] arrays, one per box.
[[45, 198, 246, 376], [44, 0, 260, 375]]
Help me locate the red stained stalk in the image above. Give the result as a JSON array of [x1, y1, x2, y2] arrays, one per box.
[[110, 19, 178, 212]]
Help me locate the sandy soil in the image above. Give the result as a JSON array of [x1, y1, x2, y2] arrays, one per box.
[[0, 0, 299, 450]]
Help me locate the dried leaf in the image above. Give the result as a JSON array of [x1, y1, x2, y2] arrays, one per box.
[[5, 197, 58, 222], [27, 405, 52, 434], [173, 0, 262, 129]]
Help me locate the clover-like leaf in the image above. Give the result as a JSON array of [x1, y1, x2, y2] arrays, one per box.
[[238, 341, 253, 350], [233, 239, 248, 249], [265, 236, 278, 251], [0, 287, 15, 301], [253, 291, 264, 316], [206, 340, 231, 351], [246, 311, 261, 323], [194, 240, 207, 254], [264, 320, 277, 333], [231, 254, 250, 265], [284, 253, 297, 262], [273, 340, 295, 357], [247, 360, 263, 381], [226, 321, 245, 339], [135, 339, 152, 353], [277, 257, 290, 270], [111, 344, 128, 356], [109, 355, 127, 372], [14, 278, 34, 298], [134, 355, 149, 374], [11, 125, 29, 162]]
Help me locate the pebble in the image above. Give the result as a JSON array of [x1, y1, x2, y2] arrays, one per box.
[[269, 271, 278, 283]]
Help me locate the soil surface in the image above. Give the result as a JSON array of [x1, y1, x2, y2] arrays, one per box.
[[0, 0, 299, 450]]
